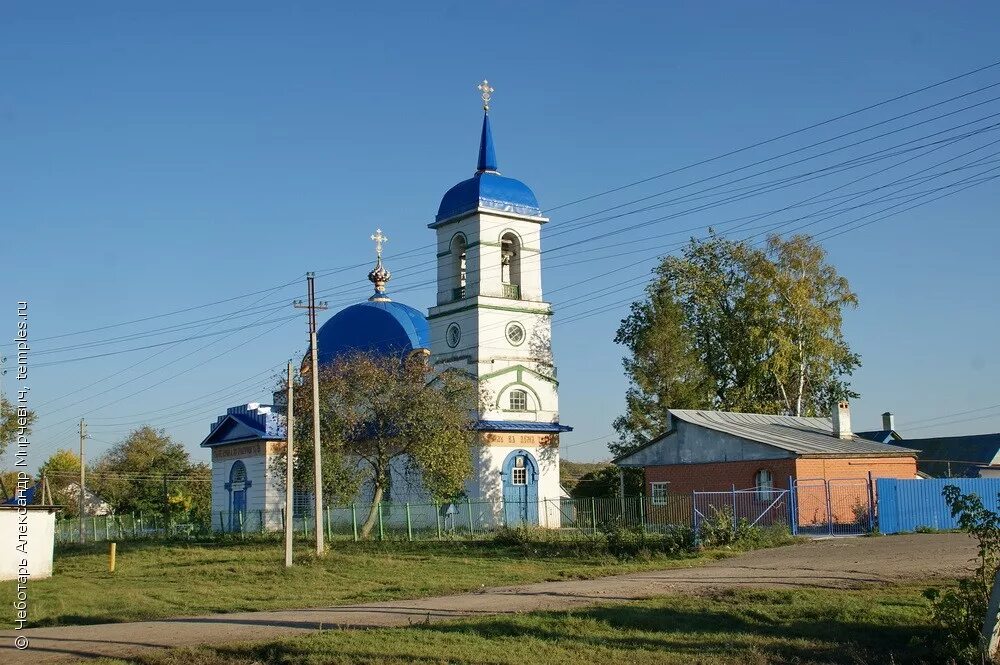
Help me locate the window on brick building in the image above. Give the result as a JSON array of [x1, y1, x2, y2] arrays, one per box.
[[754, 469, 774, 501], [650, 482, 669, 506]]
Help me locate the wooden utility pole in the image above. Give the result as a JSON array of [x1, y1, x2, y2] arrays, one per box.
[[78, 418, 87, 543], [284, 361, 295, 567], [294, 272, 328, 556]]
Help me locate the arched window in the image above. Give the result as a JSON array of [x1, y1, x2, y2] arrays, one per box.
[[230, 461, 247, 486], [512, 455, 528, 485], [450, 234, 467, 301], [754, 469, 774, 501], [500, 232, 521, 299], [509, 389, 528, 411]]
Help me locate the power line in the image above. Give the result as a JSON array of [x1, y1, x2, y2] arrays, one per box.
[[544, 58, 1000, 212], [905, 402, 1000, 427]]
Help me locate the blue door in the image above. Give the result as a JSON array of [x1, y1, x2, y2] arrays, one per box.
[[226, 461, 250, 531], [502, 450, 539, 526]]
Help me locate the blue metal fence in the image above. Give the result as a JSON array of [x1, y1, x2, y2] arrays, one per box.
[[876, 477, 1000, 534]]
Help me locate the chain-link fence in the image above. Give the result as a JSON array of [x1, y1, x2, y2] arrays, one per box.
[[53, 494, 695, 544]]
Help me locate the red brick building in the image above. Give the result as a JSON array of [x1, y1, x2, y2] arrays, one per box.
[[614, 404, 917, 525]]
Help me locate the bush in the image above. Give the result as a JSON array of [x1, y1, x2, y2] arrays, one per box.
[[698, 506, 736, 547], [697, 506, 794, 550], [923, 485, 1000, 663], [600, 518, 696, 560]]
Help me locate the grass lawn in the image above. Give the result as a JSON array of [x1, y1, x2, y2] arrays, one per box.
[[98, 585, 941, 665], [2, 537, 734, 628]]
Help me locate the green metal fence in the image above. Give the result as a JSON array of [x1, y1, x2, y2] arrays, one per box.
[[53, 495, 694, 544]]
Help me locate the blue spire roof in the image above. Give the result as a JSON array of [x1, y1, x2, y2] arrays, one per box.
[[477, 112, 497, 172], [434, 110, 541, 224]]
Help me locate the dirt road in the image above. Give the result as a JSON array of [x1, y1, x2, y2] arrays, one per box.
[[0, 534, 975, 664]]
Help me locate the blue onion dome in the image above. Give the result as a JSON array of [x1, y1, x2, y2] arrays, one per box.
[[435, 111, 541, 223], [315, 230, 430, 365]]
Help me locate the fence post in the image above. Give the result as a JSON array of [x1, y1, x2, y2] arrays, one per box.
[[825, 480, 834, 537], [352, 504, 358, 542], [731, 484, 737, 539], [691, 492, 698, 535], [544, 498, 549, 530], [467, 497, 474, 536], [435, 502, 442, 540], [92, 516, 98, 541], [104, 516, 110, 541], [377, 502, 384, 541], [639, 494, 645, 533], [618, 470, 627, 519], [259, 510, 264, 534], [405, 503, 413, 542], [590, 497, 597, 536], [867, 471, 876, 532], [325, 507, 331, 541], [787, 476, 798, 536]]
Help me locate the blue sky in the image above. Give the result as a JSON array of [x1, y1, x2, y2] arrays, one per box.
[[3, 2, 1000, 469]]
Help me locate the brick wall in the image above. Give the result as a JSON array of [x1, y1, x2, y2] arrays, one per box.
[[795, 456, 916, 525], [793, 456, 916, 481], [643, 455, 917, 526], [644, 458, 797, 495]]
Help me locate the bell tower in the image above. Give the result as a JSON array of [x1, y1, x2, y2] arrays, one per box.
[[427, 81, 570, 525]]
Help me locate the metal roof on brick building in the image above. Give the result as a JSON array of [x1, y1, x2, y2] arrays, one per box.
[[668, 410, 918, 456], [615, 409, 918, 466]]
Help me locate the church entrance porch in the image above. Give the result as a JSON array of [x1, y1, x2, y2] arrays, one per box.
[[502, 450, 539, 526]]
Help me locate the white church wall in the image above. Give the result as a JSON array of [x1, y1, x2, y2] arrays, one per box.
[[476, 440, 562, 527], [208, 440, 283, 532]]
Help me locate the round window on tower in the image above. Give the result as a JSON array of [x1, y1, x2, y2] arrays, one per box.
[[446, 322, 462, 348], [505, 322, 525, 346]]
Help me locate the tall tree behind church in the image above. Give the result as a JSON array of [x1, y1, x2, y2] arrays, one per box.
[[612, 232, 859, 458]]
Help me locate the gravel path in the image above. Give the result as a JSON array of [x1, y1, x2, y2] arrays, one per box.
[[0, 533, 975, 664]]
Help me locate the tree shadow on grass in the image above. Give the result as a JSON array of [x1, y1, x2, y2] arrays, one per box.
[[416, 600, 933, 664]]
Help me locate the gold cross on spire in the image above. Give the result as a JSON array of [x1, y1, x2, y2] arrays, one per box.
[[371, 228, 388, 258], [478, 79, 494, 112]]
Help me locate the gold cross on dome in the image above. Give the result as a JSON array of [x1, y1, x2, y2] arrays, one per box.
[[371, 228, 388, 258], [478, 79, 494, 111]]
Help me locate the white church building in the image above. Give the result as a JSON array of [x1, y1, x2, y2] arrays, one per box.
[[200, 82, 571, 529]]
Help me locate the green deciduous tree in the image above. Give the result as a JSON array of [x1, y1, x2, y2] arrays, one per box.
[[37, 448, 82, 515], [0, 395, 36, 459], [294, 352, 479, 539], [90, 426, 199, 516], [613, 232, 860, 458], [760, 234, 860, 417]]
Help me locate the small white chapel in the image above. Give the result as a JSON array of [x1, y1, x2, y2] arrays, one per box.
[[199, 81, 571, 530]]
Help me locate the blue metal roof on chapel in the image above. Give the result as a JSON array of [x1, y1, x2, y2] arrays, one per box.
[[434, 112, 541, 223], [317, 298, 430, 365]]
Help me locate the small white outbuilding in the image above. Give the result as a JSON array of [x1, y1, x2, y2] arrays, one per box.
[[0, 505, 58, 581]]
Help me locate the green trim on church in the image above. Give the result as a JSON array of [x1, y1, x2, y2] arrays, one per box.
[[479, 363, 559, 387], [428, 303, 553, 320]]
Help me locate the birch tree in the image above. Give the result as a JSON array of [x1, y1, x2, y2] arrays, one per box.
[[761, 235, 860, 416], [612, 232, 860, 457]]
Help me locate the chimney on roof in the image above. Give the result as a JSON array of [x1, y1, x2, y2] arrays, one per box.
[[832, 400, 852, 439], [882, 411, 895, 432]]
